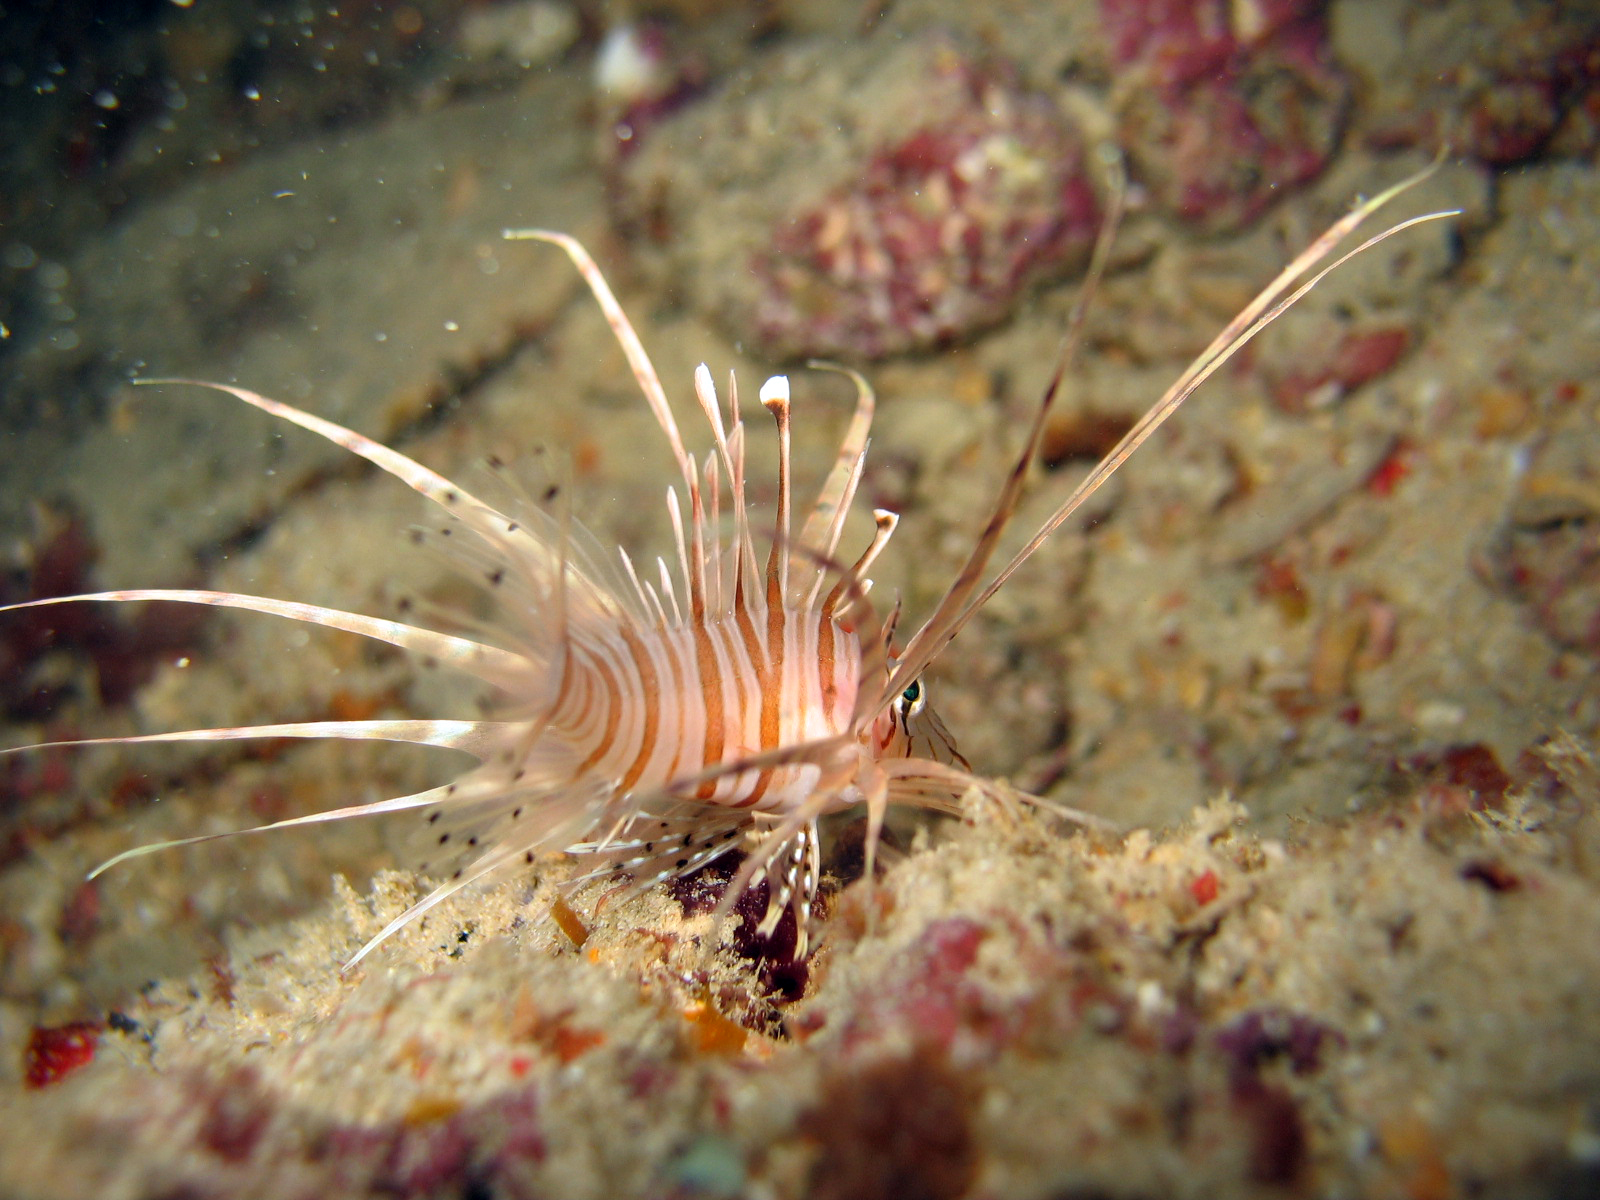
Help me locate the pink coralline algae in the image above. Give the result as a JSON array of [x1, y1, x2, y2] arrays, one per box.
[[616, 33, 1101, 362], [162, 1066, 548, 1200], [1103, 0, 1348, 232], [830, 917, 1040, 1058], [1450, 19, 1600, 164], [1357, 2, 1600, 166], [748, 59, 1100, 360]]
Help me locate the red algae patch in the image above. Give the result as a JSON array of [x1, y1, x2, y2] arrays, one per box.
[[1105, 0, 1350, 232], [802, 1042, 979, 1200], [23, 1021, 101, 1088], [617, 30, 1101, 361]]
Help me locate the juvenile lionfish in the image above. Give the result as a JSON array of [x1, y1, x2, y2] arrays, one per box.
[[1, 167, 1453, 971]]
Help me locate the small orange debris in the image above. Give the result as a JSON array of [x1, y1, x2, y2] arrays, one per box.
[[550, 897, 590, 948], [403, 1094, 463, 1126], [1255, 556, 1309, 623], [1378, 1115, 1453, 1200], [1189, 869, 1220, 906], [572, 438, 603, 476], [950, 364, 991, 408], [548, 1026, 606, 1063], [327, 690, 384, 722], [683, 1002, 748, 1056], [1472, 385, 1533, 438]]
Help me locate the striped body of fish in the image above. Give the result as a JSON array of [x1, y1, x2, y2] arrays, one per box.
[[0, 169, 1455, 971]]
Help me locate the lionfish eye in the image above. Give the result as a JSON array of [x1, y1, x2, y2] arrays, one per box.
[[897, 678, 924, 716]]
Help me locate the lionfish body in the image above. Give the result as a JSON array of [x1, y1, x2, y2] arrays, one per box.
[[2, 233, 976, 968], [0, 175, 1455, 971]]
